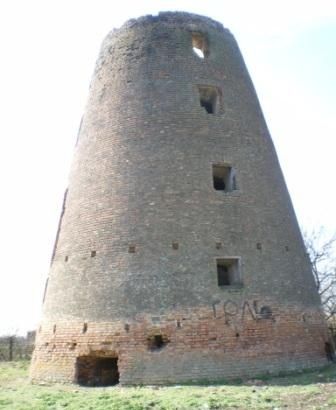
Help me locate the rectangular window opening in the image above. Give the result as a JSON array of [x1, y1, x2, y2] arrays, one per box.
[[76, 356, 119, 386], [128, 245, 136, 253], [198, 86, 219, 114], [217, 258, 241, 287], [213, 164, 236, 192], [198, 85, 220, 114], [191, 32, 209, 59]]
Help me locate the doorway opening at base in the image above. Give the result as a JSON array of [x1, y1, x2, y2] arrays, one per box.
[[75, 355, 119, 386]]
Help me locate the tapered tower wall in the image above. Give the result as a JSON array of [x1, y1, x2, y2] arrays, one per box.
[[30, 12, 328, 385]]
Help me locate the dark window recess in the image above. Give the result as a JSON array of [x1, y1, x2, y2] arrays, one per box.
[[65, 255, 69, 262], [128, 245, 136, 253], [172, 241, 179, 250], [325, 342, 334, 362], [202, 100, 213, 114], [148, 334, 169, 351], [191, 32, 209, 59], [198, 86, 220, 114], [76, 356, 119, 386], [82, 323, 88, 333], [213, 164, 237, 192], [91, 251, 96, 258], [259, 306, 272, 319], [217, 258, 241, 287]]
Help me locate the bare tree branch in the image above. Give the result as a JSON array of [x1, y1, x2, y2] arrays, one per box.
[[304, 228, 336, 322]]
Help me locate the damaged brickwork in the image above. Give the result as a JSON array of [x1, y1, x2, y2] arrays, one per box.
[[31, 12, 329, 385], [30, 302, 328, 385]]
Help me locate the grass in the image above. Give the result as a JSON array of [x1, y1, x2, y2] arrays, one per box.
[[1, 361, 336, 409]]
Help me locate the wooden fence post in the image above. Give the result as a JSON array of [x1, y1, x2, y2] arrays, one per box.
[[9, 336, 13, 361]]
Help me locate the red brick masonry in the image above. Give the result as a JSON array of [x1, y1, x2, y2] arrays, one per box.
[[30, 12, 329, 384], [31, 301, 328, 384]]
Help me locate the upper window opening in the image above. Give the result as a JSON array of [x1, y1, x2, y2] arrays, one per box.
[[213, 164, 237, 192], [128, 245, 136, 253], [198, 86, 220, 114], [192, 32, 208, 59], [193, 47, 204, 59], [217, 258, 241, 287]]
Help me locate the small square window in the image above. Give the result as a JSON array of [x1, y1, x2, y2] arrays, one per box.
[[128, 245, 136, 253], [191, 32, 209, 59], [213, 164, 237, 192], [216, 258, 241, 287], [198, 86, 220, 114]]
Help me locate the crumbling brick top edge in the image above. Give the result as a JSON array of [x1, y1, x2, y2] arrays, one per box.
[[104, 11, 229, 41]]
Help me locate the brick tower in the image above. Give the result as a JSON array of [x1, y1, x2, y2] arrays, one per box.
[[30, 12, 328, 385]]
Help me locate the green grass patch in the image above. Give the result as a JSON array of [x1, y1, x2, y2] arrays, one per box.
[[1, 361, 336, 409]]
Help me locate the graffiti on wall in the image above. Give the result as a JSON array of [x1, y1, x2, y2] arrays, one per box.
[[212, 299, 273, 324]]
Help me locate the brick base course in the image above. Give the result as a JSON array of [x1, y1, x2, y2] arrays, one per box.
[[30, 301, 329, 385]]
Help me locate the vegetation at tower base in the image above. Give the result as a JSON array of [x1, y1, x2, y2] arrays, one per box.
[[0, 332, 35, 361], [30, 12, 329, 385], [3, 362, 336, 409]]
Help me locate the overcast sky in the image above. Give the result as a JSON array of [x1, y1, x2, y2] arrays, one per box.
[[0, 0, 335, 335]]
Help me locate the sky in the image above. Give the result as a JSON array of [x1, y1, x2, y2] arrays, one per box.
[[0, 0, 335, 335]]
